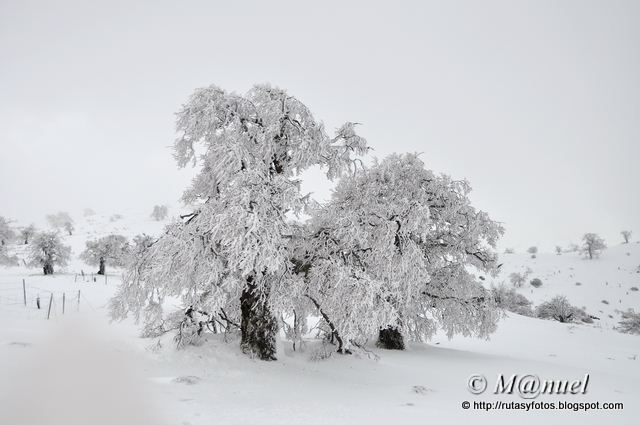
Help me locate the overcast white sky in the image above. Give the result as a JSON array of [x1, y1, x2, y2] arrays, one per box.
[[1, 0, 638, 251]]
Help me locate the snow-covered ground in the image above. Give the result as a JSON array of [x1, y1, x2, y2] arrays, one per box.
[[0, 211, 638, 424]]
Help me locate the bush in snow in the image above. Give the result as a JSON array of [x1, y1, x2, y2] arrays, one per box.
[[20, 224, 37, 244], [491, 285, 533, 316], [581, 233, 606, 259], [535, 296, 585, 323], [630, 287, 639, 292], [0, 216, 16, 245], [529, 278, 542, 288], [504, 248, 515, 254], [83, 208, 96, 217], [27, 231, 71, 275], [601, 299, 609, 305], [527, 246, 538, 255], [621, 230, 632, 244], [46, 212, 75, 235], [555, 246, 563, 255], [80, 234, 130, 275], [618, 310, 640, 335], [110, 214, 123, 222], [150, 205, 168, 221]]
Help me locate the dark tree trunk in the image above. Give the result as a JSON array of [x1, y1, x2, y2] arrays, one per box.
[[97, 258, 105, 275], [377, 326, 405, 350], [240, 278, 278, 361], [43, 263, 54, 275]]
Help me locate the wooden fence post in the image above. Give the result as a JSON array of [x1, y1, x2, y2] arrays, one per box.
[[47, 293, 53, 320], [22, 279, 26, 307], [77, 290, 81, 312], [62, 293, 66, 315]]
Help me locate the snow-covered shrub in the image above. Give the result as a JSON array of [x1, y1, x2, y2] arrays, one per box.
[[575, 282, 582, 286], [27, 232, 71, 275], [110, 214, 123, 222], [83, 208, 96, 217], [621, 230, 632, 244], [150, 205, 168, 221], [581, 233, 606, 259], [601, 299, 609, 305], [555, 246, 563, 255], [491, 284, 533, 316], [618, 310, 640, 335], [504, 248, 515, 254], [527, 246, 538, 255], [80, 234, 130, 275], [630, 287, 639, 292], [530, 278, 542, 288], [536, 296, 586, 323]]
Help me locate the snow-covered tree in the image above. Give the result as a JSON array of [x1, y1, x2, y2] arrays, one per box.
[[150, 205, 168, 221], [0, 216, 15, 245], [621, 230, 632, 244], [27, 232, 71, 275], [0, 244, 18, 266], [536, 296, 585, 323], [47, 212, 75, 235], [581, 233, 606, 259], [20, 224, 37, 244], [509, 268, 532, 288], [83, 208, 96, 217], [555, 245, 562, 255], [80, 234, 130, 275], [291, 154, 503, 351], [491, 284, 533, 316], [111, 84, 368, 360], [527, 246, 538, 254]]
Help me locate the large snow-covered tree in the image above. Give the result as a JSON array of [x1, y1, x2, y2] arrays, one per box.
[[80, 234, 130, 275], [291, 154, 503, 351], [111, 84, 368, 360], [27, 231, 71, 275]]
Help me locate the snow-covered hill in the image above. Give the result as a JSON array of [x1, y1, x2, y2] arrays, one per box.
[[0, 210, 638, 425]]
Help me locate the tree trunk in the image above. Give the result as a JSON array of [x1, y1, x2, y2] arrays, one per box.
[[97, 258, 105, 275], [240, 278, 278, 361], [43, 263, 54, 275], [377, 326, 405, 350]]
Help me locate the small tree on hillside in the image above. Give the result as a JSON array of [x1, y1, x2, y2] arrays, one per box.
[[20, 224, 37, 244], [0, 216, 15, 245], [150, 205, 168, 221], [80, 235, 130, 275], [47, 212, 75, 235], [509, 268, 532, 288], [27, 232, 71, 275], [555, 245, 563, 255], [0, 244, 18, 266], [581, 233, 606, 259], [621, 230, 632, 244]]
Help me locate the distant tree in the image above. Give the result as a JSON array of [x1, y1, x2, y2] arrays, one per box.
[[567, 243, 579, 253], [150, 205, 168, 221], [527, 246, 538, 255], [83, 208, 96, 217], [0, 217, 16, 245], [504, 248, 515, 254], [581, 233, 606, 259], [491, 284, 533, 316], [80, 234, 130, 275], [47, 212, 75, 235], [0, 244, 18, 266], [536, 296, 585, 323], [20, 224, 37, 244], [27, 232, 71, 275], [555, 245, 563, 255], [621, 230, 632, 244], [509, 268, 532, 288], [618, 310, 640, 335]]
